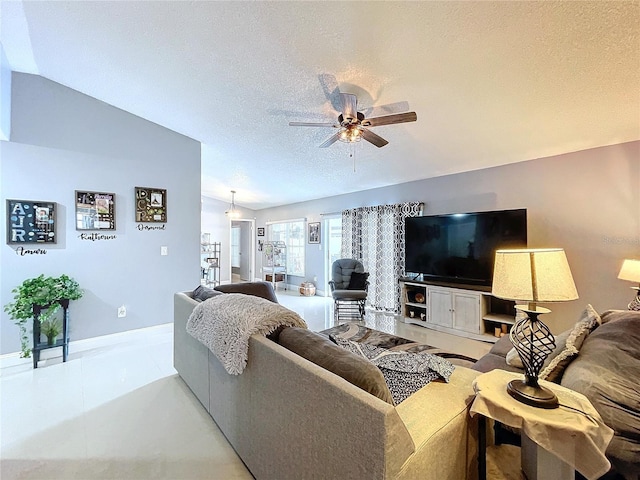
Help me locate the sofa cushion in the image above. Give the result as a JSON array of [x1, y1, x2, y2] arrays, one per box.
[[560, 310, 640, 477], [215, 281, 278, 303], [488, 334, 514, 357], [472, 352, 523, 374], [278, 327, 395, 405], [539, 304, 601, 382], [192, 285, 224, 302]]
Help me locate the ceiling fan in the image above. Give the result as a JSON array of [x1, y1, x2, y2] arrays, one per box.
[[289, 93, 417, 148]]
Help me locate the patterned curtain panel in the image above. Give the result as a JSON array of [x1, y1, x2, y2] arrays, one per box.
[[342, 202, 422, 313]]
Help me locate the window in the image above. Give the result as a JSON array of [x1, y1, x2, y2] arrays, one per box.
[[268, 219, 305, 276], [231, 226, 240, 268]]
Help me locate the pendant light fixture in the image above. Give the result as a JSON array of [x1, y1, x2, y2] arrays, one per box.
[[225, 190, 240, 218]]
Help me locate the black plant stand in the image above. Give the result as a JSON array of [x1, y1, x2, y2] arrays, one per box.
[[32, 299, 70, 369]]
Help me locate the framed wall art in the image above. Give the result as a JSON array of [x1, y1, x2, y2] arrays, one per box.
[[308, 222, 320, 244], [135, 187, 167, 223], [7, 199, 57, 244], [257, 227, 265, 237], [75, 191, 116, 230]]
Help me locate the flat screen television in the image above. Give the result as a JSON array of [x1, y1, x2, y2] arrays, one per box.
[[404, 209, 527, 287]]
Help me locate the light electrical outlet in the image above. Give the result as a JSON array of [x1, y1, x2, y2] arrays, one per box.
[[117, 305, 127, 318], [160, 246, 168, 256]]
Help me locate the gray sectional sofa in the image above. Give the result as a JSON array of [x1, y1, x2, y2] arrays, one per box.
[[174, 282, 482, 480]]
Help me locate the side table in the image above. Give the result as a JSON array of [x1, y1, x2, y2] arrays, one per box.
[[470, 369, 613, 480]]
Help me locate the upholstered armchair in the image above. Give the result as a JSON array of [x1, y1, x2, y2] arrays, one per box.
[[328, 259, 369, 321]]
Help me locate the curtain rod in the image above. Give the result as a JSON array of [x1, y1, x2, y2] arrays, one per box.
[[322, 202, 425, 216]]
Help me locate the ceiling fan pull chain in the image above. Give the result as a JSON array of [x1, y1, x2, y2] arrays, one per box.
[[351, 142, 356, 172]]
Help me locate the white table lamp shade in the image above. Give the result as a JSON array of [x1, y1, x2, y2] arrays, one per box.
[[492, 249, 579, 303], [618, 259, 640, 283]]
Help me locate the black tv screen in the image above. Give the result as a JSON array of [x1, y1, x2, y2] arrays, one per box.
[[404, 209, 527, 286]]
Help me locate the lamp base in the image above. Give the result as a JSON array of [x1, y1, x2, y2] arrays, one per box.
[[628, 293, 640, 311], [507, 379, 559, 409]]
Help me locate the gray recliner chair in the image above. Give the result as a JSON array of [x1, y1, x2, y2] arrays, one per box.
[[328, 259, 369, 322]]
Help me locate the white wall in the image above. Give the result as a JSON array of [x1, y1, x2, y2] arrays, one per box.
[[254, 141, 640, 333], [0, 45, 11, 140], [0, 73, 201, 354]]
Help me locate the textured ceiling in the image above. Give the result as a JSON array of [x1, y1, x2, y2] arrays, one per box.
[[2, 1, 639, 209]]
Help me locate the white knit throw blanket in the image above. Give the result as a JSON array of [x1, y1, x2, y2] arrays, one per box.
[[186, 293, 307, 375]]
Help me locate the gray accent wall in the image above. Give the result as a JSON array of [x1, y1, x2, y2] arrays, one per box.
[[0, 45, 10, 140], [0, 73, 201, 355], [254, 141, 640, 333]]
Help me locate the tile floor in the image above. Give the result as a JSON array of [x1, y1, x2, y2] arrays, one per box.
[[1, 290, 502, 480]]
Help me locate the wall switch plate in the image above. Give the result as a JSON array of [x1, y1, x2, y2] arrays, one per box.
[[118, 305, 126, 318], [160, 246, 168, 256]]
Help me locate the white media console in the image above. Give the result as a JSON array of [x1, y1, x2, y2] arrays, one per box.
[[400, 279, 516, 343]]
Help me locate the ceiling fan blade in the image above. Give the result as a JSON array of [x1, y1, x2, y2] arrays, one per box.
[[289, 122, 338, 127], [361, 128, 389, 148], [361, 112, 417, 127], [319, 132, 341, 148], [360, 101, 410, 118], [340, 93, 358, 121]]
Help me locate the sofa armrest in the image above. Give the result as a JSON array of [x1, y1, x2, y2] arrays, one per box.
[[173, 292, 210, 410]]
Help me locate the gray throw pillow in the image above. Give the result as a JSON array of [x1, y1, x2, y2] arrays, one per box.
[[192, 285, 223, 302], [278, 327, 395, 405]]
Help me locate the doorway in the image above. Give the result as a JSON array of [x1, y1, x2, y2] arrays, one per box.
[[230, 219, 255, 283], [323, 215, 342, 296]]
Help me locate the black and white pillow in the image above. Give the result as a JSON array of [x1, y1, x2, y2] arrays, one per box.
[[330, 335, 455, 404]]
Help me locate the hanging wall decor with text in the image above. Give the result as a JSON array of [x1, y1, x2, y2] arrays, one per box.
[[75, 191, 116, 230], [7, 200, 57, 244], [135, 187, 167, 223]]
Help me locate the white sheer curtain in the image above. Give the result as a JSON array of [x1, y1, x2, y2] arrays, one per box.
[[341, 202, 422, 313]]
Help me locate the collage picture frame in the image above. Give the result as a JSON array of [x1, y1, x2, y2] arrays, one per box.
[[6, 199, 57, 244], [135, 187, 167, 223], [75, 191, 116, 230]]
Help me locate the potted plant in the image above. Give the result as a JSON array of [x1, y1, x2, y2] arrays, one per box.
[[40, 317, 62, 345], [3, 274, 83, 357]]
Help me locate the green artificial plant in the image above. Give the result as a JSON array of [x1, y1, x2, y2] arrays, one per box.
[[3, 274, 83, 357], [40, 317, 62, 345]]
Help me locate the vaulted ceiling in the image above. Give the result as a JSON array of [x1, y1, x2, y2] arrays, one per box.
[[2, 1, 638, 209]]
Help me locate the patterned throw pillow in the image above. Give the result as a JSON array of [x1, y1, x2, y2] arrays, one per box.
[[539, 304, 601, 382], [331, 335, 455, 404]]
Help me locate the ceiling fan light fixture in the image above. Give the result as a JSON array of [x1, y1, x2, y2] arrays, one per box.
[[339, 125, 362, 143], [225, 190, 240, 218]]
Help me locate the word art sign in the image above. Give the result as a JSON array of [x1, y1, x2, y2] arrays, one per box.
[[6, 200, 57, 244]]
